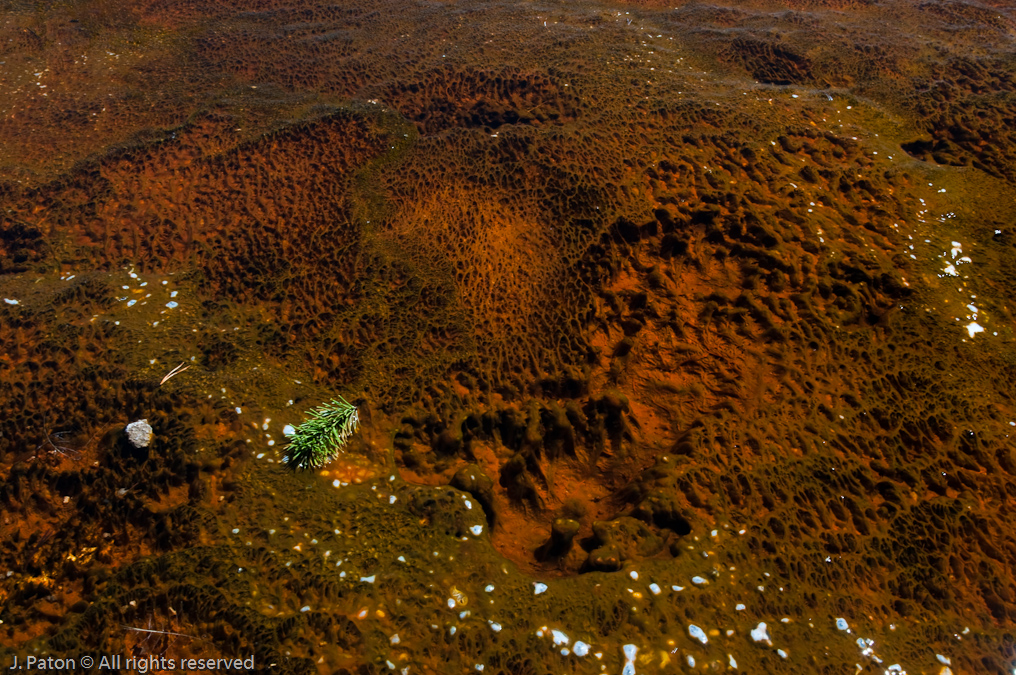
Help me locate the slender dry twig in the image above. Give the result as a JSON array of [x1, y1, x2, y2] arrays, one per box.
[[122, 625, 197, 640], [159, 361, 191, 385], [37, 428, 77, 457]]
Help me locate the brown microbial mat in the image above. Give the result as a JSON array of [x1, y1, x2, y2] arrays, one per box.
[[2, 0, 1016, 672]]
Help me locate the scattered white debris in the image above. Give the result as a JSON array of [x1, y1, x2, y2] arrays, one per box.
[[751, 622, 772, 646], [688, 625, 708, 644], [534, 582, 548, 595], [622, 644, 637, 675]]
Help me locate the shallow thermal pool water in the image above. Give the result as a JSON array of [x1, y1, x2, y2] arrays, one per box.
[[2, 0, 1016, 673]]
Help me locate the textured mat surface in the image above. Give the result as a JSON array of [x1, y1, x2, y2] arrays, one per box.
[[1, 0, 1016, 673]]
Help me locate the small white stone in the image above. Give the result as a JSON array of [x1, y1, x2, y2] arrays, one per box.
[[125, 419, 153, 448], [751, 622, 772, 645]]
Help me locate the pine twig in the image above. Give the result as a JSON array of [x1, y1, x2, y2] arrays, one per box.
[[283, 396, 360, 470]]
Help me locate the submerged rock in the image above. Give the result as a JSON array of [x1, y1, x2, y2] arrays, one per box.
[[125, 419, 153, 449]]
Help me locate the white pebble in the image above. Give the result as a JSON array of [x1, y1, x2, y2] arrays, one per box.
[[751, 622, 772, 645]]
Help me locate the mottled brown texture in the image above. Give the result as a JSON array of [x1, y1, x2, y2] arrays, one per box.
[[2, 0, 1016, 673]]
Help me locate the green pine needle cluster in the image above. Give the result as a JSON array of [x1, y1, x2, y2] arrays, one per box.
[[283, 396, 360, 470]]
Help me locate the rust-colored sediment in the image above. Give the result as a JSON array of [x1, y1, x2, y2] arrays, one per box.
[[2, 0, 1016, 673]]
